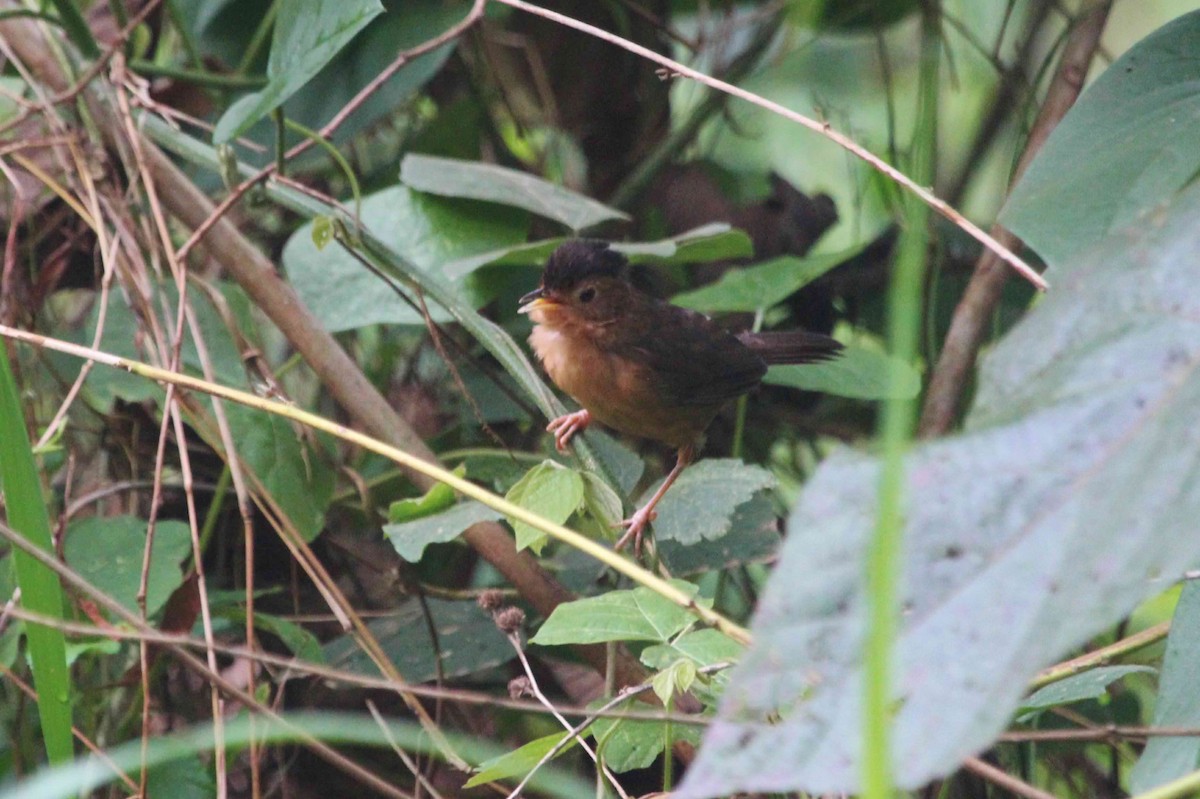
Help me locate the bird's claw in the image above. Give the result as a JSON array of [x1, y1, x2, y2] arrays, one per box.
[[614, 506, 658, 556], [547, 409, 591, 453]]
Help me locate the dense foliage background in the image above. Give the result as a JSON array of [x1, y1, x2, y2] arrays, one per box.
[[3, 1, 1200, 797]]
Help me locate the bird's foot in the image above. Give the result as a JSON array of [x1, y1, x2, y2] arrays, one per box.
[[614, 505, 658, 556], [547, 409, 591, 453]]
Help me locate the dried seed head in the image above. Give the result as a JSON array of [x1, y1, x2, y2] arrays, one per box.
[[495, 606, 526, 634], [508, 676, 532, 699]]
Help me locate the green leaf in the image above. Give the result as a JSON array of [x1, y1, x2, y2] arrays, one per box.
[[614, 224, 753, 264], [324, 598, 511, 682], [64, 282, 251, 410], [672, 248, 860, 313], [592, 715, 668, 773], [645, 459, 776, 545], [145, 757, 215, 799], [578, 471, 625, 537], [641, 629, 744, 671], [213, 0, 384, 143], [387, 468, 463, 523], [0, 559, 21, 669], [442, 227, 753, 281], [224, 404, 332, 542], [677, 180, 1200, 798], [652, 659, 699, 705], [221, 610, 325, 664], [1018, 666, 1155, 719], [658, 492, 781, 576], [531, 584, 698, 646], [1132, 580, 1200, 792], [311, 216, 334, 250], [763, 343, 919, 400], [1000, 10, 1200, 269], [384, 501, 501, 562], [0, 343, 72, 764], [283, 186, 528, 329], [401, 153, 628, 231], [63, 517, 192, 617], [505, 461, 585, 554], [465, 732, 576, 788]]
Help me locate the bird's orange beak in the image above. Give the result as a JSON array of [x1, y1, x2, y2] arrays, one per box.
[[518, 287, 559, 314]]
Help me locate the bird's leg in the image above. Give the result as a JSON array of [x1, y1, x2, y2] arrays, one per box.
[[615, 445, 695, 556], [546, 409, 591, 453]]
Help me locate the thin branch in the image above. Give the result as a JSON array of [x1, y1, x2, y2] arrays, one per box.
[[963, 756, 1060, 799], [1030, 621, 1169, 690]]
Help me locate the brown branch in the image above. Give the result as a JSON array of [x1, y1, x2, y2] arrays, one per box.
[[963, 756, 1060, 799], [918, 2, 1113, 437], [0, 1, 651, 692]]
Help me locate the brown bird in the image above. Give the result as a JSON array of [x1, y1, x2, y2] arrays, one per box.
[[519, 240, 842, 553]]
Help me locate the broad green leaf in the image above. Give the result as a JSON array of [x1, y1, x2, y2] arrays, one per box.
[[1001, 10, 1200, 268], [641, 629, 744, 671], [593, 716, 667, 773], [443, 227, 753, 281], [63, 517, 192, 617], [283, 186, 528, 329], [213, 0, 384, 143], [465, 732, 576, 788], [401, 153, 627, 231], [324, 598, 511, 682], [614, 224, 753, 263], [764, 343, 919, 400], [592, 711, 703, 773], [64, 282, 250, 410], [677, 160, 1200, 799], [197, 1, 465, 155], [1018, 666, 1155, 719], [672, 248, 860, 313], [644, 459, 775, 545], [505, 461, 585, 553], [532, 584, 698, 646], [224, 404, 332, 542], [658, 492, 781, 576], [278, 0, 469, 146], [1132, 580, 1200, 793], [384, 501, 501, 562]]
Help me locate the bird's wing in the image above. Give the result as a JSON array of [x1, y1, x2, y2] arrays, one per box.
[[612, 304, 767, 407], [735, 330, 843, 365]]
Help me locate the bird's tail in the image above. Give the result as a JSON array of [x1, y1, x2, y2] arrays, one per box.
[[737, 330, 843, 365]]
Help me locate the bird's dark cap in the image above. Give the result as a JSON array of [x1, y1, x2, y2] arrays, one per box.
[[540, 240, 627, 291]]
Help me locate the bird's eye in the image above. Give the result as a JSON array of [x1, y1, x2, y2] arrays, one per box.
[[578, 287, 596, 303]]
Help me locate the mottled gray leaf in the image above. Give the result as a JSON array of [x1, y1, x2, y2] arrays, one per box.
[[679, 157, 1200, 798]]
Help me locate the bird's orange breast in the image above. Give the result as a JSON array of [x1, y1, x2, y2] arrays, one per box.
[[528, 323, 716, 450]]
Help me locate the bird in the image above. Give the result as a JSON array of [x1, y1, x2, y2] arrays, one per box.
[[518, 239, 842, 554]]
